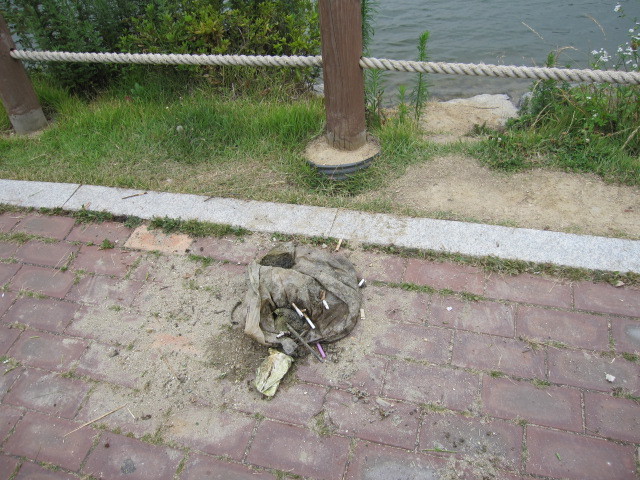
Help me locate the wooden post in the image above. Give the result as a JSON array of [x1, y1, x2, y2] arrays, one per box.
[[0, 14, 47, 134], [318, 0, 367, 151]]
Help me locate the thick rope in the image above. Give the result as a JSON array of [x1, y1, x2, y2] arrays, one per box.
[[10, 49, 640, 85]]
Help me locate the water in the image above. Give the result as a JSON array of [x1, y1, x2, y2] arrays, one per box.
[[369, 0, 640, 102]]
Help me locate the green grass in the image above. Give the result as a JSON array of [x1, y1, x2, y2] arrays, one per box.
[[0, 76, 433, 212], [149, 217, 249, 238]]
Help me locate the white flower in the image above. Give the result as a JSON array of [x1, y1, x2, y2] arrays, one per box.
[[614, 4, 621, 12], [591, 49, 599, 55]]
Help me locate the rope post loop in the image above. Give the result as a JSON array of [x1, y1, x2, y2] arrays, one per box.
[[318, 0, 367, 151], [0, 14, 47, 134]]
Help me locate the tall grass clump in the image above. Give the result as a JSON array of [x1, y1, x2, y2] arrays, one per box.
[[474, 3, 639, 186]]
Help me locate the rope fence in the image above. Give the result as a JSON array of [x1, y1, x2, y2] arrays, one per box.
[[10, 49, 640, 86]]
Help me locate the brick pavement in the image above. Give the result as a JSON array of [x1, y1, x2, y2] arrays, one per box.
[[0, 210, 638, 480]]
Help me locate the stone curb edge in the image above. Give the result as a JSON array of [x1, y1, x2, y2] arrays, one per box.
[[1, 179, 638, 273]]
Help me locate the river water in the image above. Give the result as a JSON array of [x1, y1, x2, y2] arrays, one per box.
[[369, 0, 640, 102]]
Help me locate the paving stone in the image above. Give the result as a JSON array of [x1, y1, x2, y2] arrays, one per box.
[[163, 405, 255, 460], [13, 461, 79, 480], [74, 342, 147, 388], [3, 297, 78, 333], [0, 404, 23, 441], [232, 382, 327, 426], [65, 305, 147, 344], [419, 412, 522, 471], [14, 241, 78, 268], [83, 432, 183, 480], [0, 456, 19, 479], [0, 241, 19, 258], [548, 348, 640, 393], [180, 454, 276, 480], [72, 245, 140, 276], [3, 411, 96, 471], [348, 250, 406, 283], [296, 355, 388, 396], [373, 323, 451, 364], [8, 332, 87, 372], [125, 225, 193, 254], [12, 215, 75, 240], [485, 273, 572, 309], [74, 383, 165, 438], [0, 324, 21, 354], [517, 306, 610, 351], [0, 365, 22, 400], [526, 426, 636, 480], [429, 296, 516, 337], [4, 369, 90, 419], [9, 265, 74, 299], [611, 317, 640, 354], [67, 221, 132, 245], [323, 389, 420, 449], [66, 275, 143, 307], [584, 392, 640, 443], [404, 259, 485, 295], [0, 212, 21, 232], [574, 282, 640, 318], [482, 377, 583, 432], [0, 290, 17, 318], [384, 361, 479, 412], [247, 420, 350, 480], [345, 442, 449, 480], [363, 285, 429, 324], [452, 331, 545, 379], [190, 236, 260, 264], [0, 262, 20, 285]]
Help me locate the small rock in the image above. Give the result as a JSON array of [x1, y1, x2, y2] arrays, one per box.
[[614, 280, 625, 288], [176, 125, 184, 132], [107, 348, 119, 358], [605, 373, 616, 382]]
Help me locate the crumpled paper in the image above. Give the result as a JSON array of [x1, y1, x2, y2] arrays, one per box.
[[255, 349, 293, 397]]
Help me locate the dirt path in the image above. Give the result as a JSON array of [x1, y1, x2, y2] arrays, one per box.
[[360, 95, 640, 239]]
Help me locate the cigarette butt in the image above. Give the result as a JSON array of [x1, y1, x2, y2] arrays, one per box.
[[335, 238, 343, 252], [358, 279, 366, 287], [322, 299, 329, 310], [317, 343, 326, 359], [291, 302, 304, 318], [360, 308, 365, 320], [276, 332, 285, 338], [303, 314, 316, 329]]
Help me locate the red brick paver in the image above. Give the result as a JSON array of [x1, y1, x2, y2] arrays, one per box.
[[12, 215, 75, 240], [4, 411, 96, 471], [452, 331, 546, 379], [584, 392, 640, 443], [0, 212, 21, 232], [67, 221, 132, 244], [180, 454, 276, 480], [10, 265, 74, 299], [384, 361, 479, 412], [1, 212, 639, 480], [4, 368, 90, 419], [517, 305, 610, 351], [482, 376, 583, 432], [8, 331, 87, 372], [405, 258, 485, 295], [3, 297, 78, 333], [485, 273, 572, 308], [247, 420, 350, 480], [83, 432, 183, 480], [574, 282, 640, 317], [14, 240, 78, 268], [526, 426, 636, 480]]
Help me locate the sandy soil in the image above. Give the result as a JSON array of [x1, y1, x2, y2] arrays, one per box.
[[360, 95, 640, 239]]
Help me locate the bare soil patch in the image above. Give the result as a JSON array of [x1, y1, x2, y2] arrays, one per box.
[[361, 95, 640, 239]]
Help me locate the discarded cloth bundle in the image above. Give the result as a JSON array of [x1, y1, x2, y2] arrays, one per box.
[[243, 243, 362, 354]]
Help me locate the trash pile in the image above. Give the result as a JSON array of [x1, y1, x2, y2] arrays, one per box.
[[243, 243, 363, 396]]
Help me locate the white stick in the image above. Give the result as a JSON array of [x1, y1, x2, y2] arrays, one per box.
[[291, 302, 304, 318], [303, 314, 316, 329], [322, 299, 329, 310]]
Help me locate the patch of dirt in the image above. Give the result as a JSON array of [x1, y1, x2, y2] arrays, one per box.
[[360, 95, 640, 239]]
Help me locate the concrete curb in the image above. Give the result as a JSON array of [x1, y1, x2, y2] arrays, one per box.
[[1, 178, 639, 273]]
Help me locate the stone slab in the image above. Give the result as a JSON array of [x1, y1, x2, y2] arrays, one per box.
[[0, 180, 78, 209]]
